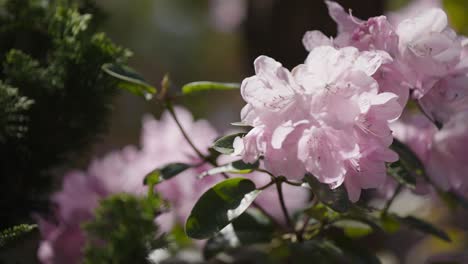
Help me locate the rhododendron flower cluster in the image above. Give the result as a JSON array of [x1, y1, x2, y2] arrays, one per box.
[[235, 47, 402, 202], [37, 108, 308, 263], [234, 0, 468, 203]]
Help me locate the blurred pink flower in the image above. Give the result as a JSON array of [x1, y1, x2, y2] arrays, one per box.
[[391, 111, 468, 198], [236, 47, 402, 202], [37, 107, 221, 263], [209, 0, 247, 32]]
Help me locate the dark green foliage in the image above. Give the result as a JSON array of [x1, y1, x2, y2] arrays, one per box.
[[0, 224, 37, 249], [0, 0, 130, 228], [83, 194, 166, 264]]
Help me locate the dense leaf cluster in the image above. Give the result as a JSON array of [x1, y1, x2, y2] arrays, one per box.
[[0, 0, 130, 228], [83, 194, 165, 264]]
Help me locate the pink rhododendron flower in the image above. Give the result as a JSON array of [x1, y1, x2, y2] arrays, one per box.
[[304, 1, 468, 110], [387, 0, 442, 26], [427, 111, 468, 194], [235, 46, 402, 202], [391, 111, 468, 198], [303, 1, 408, 106]]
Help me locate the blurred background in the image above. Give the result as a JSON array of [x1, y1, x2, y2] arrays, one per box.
[[2, 0, 468, 263]]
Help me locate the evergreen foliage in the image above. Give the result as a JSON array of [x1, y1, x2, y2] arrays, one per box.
[[0, 0, 130, 228], [83, 194, 165, 264]]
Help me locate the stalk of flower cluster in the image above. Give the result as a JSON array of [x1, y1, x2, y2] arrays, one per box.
[[164, 98, 283, 229]]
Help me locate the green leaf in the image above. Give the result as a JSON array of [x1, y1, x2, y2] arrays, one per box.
[[143, 170, 160, 186], [231, 209, 274, 245], [380, 214, 401, 233], [182, 81, 240, 94], [387, 160, 416, 189], [333, 220, 373, 238], [143, 163, 191, 186], [102, 63, 156, 99], [304, 174, 350, 213], [185, 178, 260, 239], [289, 240, 345, 264], [391, 139, 426, 180], [212, 133, 246, 155], [439, 191, 468, 210], [203, 210, 274, 259], [199, 160, 259, 178], [330, 234, 382, 264], [396, 215, 451, 242], [160, 163, 191, 180]]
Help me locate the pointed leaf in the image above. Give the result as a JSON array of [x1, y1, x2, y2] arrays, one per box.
[[396, 215, 451, 242], [102, 63, 156, 99], [143, 163, 191, 187], [199, 160, 259, 178], [304, 174, 350, 213], [182, 81, 240, 94], [212, 133, 246, 155], [160, 163, 191, 180], [185, 178, 260, 239], [439, 191, 468, 210]]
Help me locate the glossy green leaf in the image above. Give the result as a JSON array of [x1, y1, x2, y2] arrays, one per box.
[[396, 215, 451, 242], [160, 163, 191, 180], [185, 178, 260, 239], [231, 209, 274, 245], [387, 160, 416, 189], [182, 81, 240, 94], [304, 174, 350, 213], [212, 133, 246, 155], [203, 210, 273, 259], [102, 63, 156, 99], [199, 160, 259, 178], [143, 163, 191, 186]]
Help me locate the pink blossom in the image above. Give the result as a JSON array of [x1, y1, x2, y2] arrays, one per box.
[[303, 1, 408, 106], [396, 8, 463, 97], [386, 0, 442, 26], [428, 111, 468, 194], [391, 111, 468, 198], [304, 2, 468, 107], [236, 47, 402, 202]]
